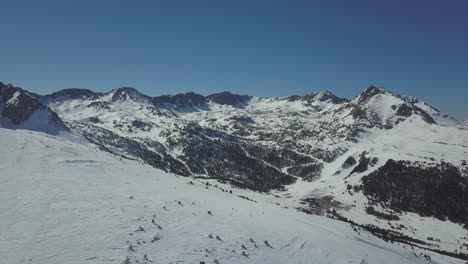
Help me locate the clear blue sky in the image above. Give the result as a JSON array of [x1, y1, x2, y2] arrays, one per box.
[[1, 0, 467, 119]]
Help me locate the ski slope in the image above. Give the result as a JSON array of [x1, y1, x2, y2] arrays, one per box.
[[0, 128, 463, 264]]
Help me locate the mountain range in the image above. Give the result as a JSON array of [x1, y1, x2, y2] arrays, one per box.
[[1, 81, 468, 263]]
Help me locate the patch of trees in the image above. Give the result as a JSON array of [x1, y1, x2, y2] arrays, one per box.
[[347, 184, 362, 193], [241, 142, 315, 168], [287, 163, 323, 182], [362, 159, 468, 227], [300, 196, 342, 215], [365, 206, 400, 221], [342, 156, 357, 169], [179, 124, 296, 192], [72, 123, 191, 176], [349, 151, 378, 175], [74, 122, 299, 192], [329, 210, 468, 261]]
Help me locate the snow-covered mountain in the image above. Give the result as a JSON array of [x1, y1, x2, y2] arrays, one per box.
[[39, 84, 463, 189], [0, 82, 68, 134], [0, 128, 463, 264], [1, 81, 468, 262]]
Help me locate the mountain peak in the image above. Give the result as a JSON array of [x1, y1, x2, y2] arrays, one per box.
[[110, 87, 148, 102], [285, 90, 346, 104], [312, 90, 348, 103], [0, 83, 68, 134], [349, 85, 442, 127], [151, 92, 207, 110], [113, 86, 139, 93], [357, 85, 387, 102], [207, 91, 252, 107], [44, 88, 99, 101]]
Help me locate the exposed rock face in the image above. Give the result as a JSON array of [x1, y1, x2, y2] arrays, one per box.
[[394, 103, 435, 124], [302, 91, 348, 104], [286, 91, 348, 105], [87, 101, 110, 110], [0, 83, 68, 134], [394, 103, 414, 117], [152, 92, 207, 110], [207, 92, 252, 107], [43, 88, 100, 101], [1, 83, 43, 124], [111, 87, 149, 102], [356, 85, 386, 104]]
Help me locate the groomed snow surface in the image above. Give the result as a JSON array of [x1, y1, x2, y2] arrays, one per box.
[[0, 128, 463, 264]]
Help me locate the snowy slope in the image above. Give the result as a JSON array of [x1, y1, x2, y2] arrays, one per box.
[[463, 119, 468, 129], [0, 128, 462, 264]]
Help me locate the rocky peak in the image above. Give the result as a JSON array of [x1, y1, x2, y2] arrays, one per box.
[[207, 91, 252, 107], [285, 90, 348, 105], [43, 88, 100, 101], [304, 90, 348, 104], [346, 85, 441, 129], [285, 95, 302, 102], [110, 87, 149, 102], [0, 83, 68, 133], [356, 85, 387, 104], [152, 92, 207, 110], [0, 84, 42, 124]]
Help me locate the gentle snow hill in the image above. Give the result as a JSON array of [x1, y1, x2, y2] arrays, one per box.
[[0, 128, 461, 264]]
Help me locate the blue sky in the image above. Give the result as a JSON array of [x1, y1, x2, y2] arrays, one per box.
[[1, 0, 467, 119]]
